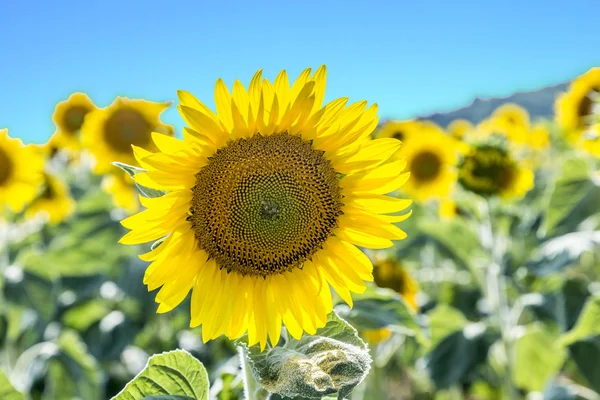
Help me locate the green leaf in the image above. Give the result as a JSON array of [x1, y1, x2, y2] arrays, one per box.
[[3, 265, 57, 320], [112, 349, 209, 400], [513, 325, 567, 392], [568, 335, 600, 393], [140, 397, 196, 400], [0, 371, 24, 400], [424, 323, 497, 390], [240, 312, 372, 399], [427, 305, 468, 348], [112, 161, 166, 198], [526, 231, 600, 276], [543, 157, 600, 235], [559, 295, 600, 346], [335, 286, 426, 345]]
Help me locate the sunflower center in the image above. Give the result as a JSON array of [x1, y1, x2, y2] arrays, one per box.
[[459, 147, 516, 195], [62, 105, 91, 134], [189, 132, 343, 277], [103, 108, 152, 153], [411, 151, 442, 181], [392, 131, 404, 141], [0, 146, 13, 186]]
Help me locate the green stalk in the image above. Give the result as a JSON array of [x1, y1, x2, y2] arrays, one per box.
[[481, 200, 518, 399], [238, 346, 269, 400]]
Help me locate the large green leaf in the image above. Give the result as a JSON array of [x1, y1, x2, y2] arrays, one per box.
[[113, 161, 167, 198], [526, 231, 600, 276], [427, 305, 468, 348], [559, 295, 600, 346], [240, 312, 372, 399], [112, 349, 209, 400], [513, 324, 567, 392], [335, 286, 425, 344], [568, 336, 600, 393], [543, 157, 600, 236], [424, 323, 498, 390], [0, 371, 24, 400]]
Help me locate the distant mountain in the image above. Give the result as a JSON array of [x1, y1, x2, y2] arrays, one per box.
[[416, 81, 570, 128]]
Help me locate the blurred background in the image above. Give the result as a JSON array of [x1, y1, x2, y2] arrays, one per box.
[[2, 1, 600, 399]]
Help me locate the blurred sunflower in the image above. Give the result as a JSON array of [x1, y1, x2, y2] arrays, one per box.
[[438, 198, 461, 220], [399, 129, 458, 202], [458, 144, 533, 199], [580, 124, 600, 157], [52, 92, 97, 151], [81, 97, 174, 174], [0, 129, 45, 213], [528, 123, 550, 150], [361, 258, 419, 344], [475, 104, 530, 147], [447, 119, 473, 140], [101, 171, 139, 213], [119, 66, 412, 349], [25, 173, 75, 225], [373, 120, 422, 146], [555, 67, 600, 143]]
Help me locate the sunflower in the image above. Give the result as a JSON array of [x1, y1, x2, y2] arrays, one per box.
[[101, 171, 140, 213], [579, 124, 600, 157], [458, 144, 533, 199], [447, 119, 473, 140], [52, 92, 97, 151], [0, 129, 45, 213], [81, 97, 174, 174], [555, 67, 600, 143], [398, 129, 458, 202], [119, 66, 412, 350], [25, 173, 75, 225], [438, 198, 459, 220], [372, 119, 423, 146], [528, 123, 550, 150], [361, 258, 419, 344], [474, 104, 530, 147]]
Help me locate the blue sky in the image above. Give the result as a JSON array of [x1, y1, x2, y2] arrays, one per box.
[[2, 0, 599, 144]]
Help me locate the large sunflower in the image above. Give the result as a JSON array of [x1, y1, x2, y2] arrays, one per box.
[[25, 173, 75, 225], [0, 129, 45, 213], [52, 92, 97, 151], [119, 66, 412, 349], [556, 67, 600, 143], [399, 129, 458, 202], [81, 97, 174, 174], [458, 144, 533, 199]]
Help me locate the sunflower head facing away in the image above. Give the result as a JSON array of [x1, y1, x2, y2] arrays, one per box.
[[25, 173, 75, 225], [82, 97, 174, 174], [119, 66, 412, 349], [458, 144, 533, 199], [399, 126, 458, 202], [0, 129, 45, 213], [52, 92, 97, 151], [556, 67, 600, 144]]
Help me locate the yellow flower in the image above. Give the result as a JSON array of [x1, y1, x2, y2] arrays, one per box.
[[528, 123, 550, 150], [555, 67, 600, 144], [580, 124, 600, 157], [372, 119, 422, 146], [447, 119, 473, 140], [438, 198, 459, 220], [52, 92, 97, 151], [101, 171, 140, 213], [25, 173, 75, 225], [0, 129, 44, 213], [399, 127, 458, 202], [458, 144, 533, 199], [81, 97, 174, 174], [119, 66, 412, 350], [474, 104, 530, 147], [360, 258, 419, 345]]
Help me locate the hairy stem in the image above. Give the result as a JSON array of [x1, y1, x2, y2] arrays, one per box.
[[238, 346, 269, 400]]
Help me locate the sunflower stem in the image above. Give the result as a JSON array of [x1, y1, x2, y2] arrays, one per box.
[[238, 346, 269, 400], [481, 199, 518, 399]]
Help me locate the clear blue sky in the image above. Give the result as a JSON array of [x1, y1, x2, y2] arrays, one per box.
[[2, 0, 599, 144]]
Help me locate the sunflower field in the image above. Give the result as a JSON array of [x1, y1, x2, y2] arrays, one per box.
[[1, 66, 600, 400]]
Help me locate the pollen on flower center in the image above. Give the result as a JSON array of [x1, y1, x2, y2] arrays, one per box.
[[103, 108, 152, 153], [189, 132, 343, 277], [0, 146, 13, 185], [63, 105, 91, 134], [411, 151, 442, 181], [459, 146, 517, 195]]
